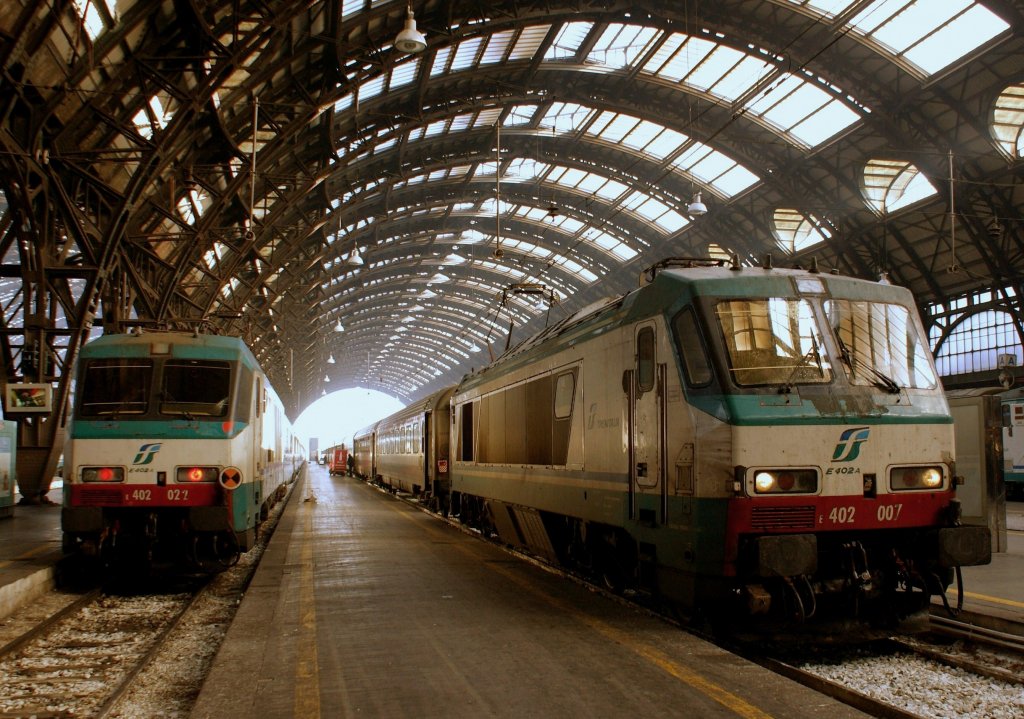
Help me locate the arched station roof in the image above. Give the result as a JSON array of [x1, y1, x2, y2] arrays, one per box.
[[1, 0, 1022, 426]]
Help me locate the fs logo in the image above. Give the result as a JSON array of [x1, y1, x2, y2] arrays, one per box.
[[133, 442, 162, 465], [831, 427, 870, 463]]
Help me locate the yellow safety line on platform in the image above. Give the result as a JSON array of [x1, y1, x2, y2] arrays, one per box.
[[0, 543, 57, 569], [392, 504, 774, 719], [294, 480, 321, 718], [951, 589, 1024, 610]]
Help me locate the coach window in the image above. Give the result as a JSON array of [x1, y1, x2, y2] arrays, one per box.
[[672, 307, 713, 387], [637, 327, 655, 393], [460, 402, 475, 461]]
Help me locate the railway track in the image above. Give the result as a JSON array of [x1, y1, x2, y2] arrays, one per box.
[[0, 581, 207, 718]]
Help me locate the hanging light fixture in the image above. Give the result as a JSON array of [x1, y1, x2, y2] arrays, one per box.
[[324, 374, 331, 382], [394, 2, 426, 54], [321, 389, 327, 396], [334, 318, 344, 332], [327, 353, 336, 364], [687, 191, 708, 217], [346, 244, 364, 266]]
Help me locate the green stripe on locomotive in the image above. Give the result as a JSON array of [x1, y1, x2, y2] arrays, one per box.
[[71, 421, 250, 439]]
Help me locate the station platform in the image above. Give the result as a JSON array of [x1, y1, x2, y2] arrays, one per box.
[[192, 465, 870, 718], [0, 470, 1021, 716], [0, 482, 63, 620]]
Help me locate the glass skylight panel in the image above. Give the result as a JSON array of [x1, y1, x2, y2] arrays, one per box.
[[507, 105, 539, 125], [628, 124, 685, 158], [450, 114, 473, 132], [545, 22, 592, 60], [849, 0, 1008, 75], [687, 150, 735, 184], [626, 194, 688, 232], [643, 34, 716, 83], [903, 4, 1006, 74], [773, 209, 832, 253], [424, 119, 447, 138], [483, 30, 514, 63], [707, 54, 773, 102], [553, 216, 583, 233], [686, 45, 759, 101], [590, 112, 637, 143], [73, 0, 113, 40], [789, 99, 861, 147], [992, 85, 1024, 158], [588, 24, 659, 68], [863, 158, 938, 213], [473, 108, 502, 128], [452, 36, 484, 71], [744, 73, 862, 147], [510, 25, 550, 61], [341, 0, 364, 19], [787, 0, 858, 14], [540, 102, 592, 134], [333, 92, 353, 114], [390, 59, 419, 89], [708, 165, 756, 196], [359, 76, 385, 102]]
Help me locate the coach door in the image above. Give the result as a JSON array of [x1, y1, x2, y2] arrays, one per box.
[[629, 324, 666, 524]]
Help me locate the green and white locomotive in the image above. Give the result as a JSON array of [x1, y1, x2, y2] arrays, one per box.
[[361, 258, 993, 633], [61, 331, 303, 570]]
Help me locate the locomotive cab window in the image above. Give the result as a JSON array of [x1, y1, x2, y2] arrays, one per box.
[[79, 359, 153, 417], [824, 299, 937, 390], [672, 307, 713, 387], [716, 298, 831, 387], [160, 360, 232, 418], [553, 372, 576, 419]]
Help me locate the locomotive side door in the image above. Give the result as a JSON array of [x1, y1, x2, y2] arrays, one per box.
[[630, 323, 666, 524]]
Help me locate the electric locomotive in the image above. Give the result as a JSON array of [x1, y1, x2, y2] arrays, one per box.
[[61, 330, 303, 570], [446, 257, 991, 633]]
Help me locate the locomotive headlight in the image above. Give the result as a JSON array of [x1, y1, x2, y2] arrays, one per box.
[[891, 465, 944, 491], [82, 466, 125, 483], [754, 472, 776, 492], [175, 466, 219, 483], [752, 469, 818, 494]]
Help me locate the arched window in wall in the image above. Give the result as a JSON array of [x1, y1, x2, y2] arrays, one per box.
[[863, 159, 938, 215], [928, 286, 1023, 376], [772, 209, 832, 253], [992, 84, 1024, 159]]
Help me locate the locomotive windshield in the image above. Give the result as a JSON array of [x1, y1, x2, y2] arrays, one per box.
[[716, 298, 832, 387], [160, 359, 232, 418], [707, 294, 938, 391], [78, 359, 153, 416], [825, 299, 938, 390]]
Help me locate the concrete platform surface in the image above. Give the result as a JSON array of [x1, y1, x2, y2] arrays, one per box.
[[0, 483, 63, 620], [193, 466, 870, 719]]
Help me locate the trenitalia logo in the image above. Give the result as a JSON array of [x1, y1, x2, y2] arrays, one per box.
[[133, 443, 162, 465], [831, 427, 870, 463]]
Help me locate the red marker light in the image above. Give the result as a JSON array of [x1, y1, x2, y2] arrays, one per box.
[[98, 467, 115, 482], [777, 472, 795, 491], [188, 467, 204, 482]]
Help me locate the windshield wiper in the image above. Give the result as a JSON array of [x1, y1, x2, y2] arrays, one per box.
[[835, 337, 900, 394], [778, 339, 825, 394]]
